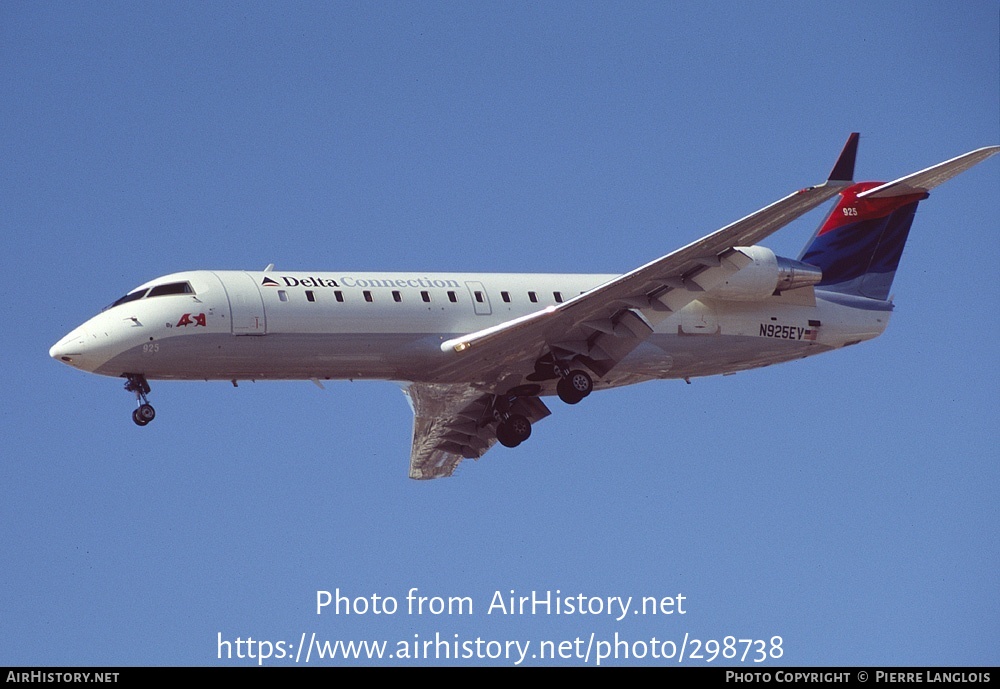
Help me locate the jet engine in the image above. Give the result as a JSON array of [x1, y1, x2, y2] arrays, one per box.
[[707, 245, 822, 301]]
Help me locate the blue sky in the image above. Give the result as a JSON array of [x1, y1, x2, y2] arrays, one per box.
[[3, 1, 997, 666]]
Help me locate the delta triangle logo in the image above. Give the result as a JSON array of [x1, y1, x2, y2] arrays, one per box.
[[261, 276, 280, 287]]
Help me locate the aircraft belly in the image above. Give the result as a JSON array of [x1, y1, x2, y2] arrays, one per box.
[[95, 332, 447, 380], [621, 333, 832, 381], [93, 324, 836, 384]]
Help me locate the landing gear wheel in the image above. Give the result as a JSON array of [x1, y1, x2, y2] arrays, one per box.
[[507, 414, 531, 443], [496, 422, 520, 448], [136, 403, 155, 424], [557, 369, 593, 405], [132, 408, 150, 426], [496, 414, 532, 448]]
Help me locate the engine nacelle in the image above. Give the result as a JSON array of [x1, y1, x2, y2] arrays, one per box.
[[707, 246, 822, 301]]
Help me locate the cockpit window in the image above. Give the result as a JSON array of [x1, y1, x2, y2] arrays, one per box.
[[147, 282, 194, 298], [103, 282, 194, 311], [104, 289, 148, 311]]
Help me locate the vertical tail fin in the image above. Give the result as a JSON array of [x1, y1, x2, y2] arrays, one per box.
[[800, 144, 1000, 301], [799, 183, 926, 300]]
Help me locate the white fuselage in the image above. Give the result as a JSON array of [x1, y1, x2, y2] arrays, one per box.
[[50, 269, 891, 394]]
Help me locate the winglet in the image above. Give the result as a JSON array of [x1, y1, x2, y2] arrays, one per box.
[[827, 132, 860, 183]]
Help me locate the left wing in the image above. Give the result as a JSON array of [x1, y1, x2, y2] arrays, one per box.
[[403, 383, 551, 479], [433, 135, 859, 385]]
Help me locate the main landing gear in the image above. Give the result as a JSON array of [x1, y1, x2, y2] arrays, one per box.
[[124, 373, 155, 426], [489, 366, 595, 450], [496, 413, 531, 448], [490, 390, 535, 449], [526, 354, 596, 406], [555, 367, 593, 405]]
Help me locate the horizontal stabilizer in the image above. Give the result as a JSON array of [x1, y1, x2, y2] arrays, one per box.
[[859, 146, 1000, 199]]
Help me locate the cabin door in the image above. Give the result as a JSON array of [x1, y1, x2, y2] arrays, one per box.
[[215, 271, 267, 334], [465, 281, 492, 316]]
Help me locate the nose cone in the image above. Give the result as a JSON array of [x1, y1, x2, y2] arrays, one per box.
[[49, 326, 90, 368], [51, 309, 147, 374]]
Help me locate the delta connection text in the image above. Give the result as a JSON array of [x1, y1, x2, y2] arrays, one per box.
[[263, 275, 463, 289], [315, 587, 686, 620]]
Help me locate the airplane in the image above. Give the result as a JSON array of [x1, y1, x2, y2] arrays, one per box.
[[49, 134, 998, 479]]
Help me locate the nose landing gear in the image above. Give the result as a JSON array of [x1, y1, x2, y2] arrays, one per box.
[[124, 374, 155, 426], [132, 404, 155, 426]]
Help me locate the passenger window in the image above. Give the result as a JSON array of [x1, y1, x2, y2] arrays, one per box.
[[335, 291, 344, 302], [421, 291, 431, 303], [306, 291, 316, 302], [447, 291, 457, 303], [278, 290, 288, 302], [364, 290, 373, 303], [528, 291, 538, 303], [554, 291, 563, 303], [392, 290, 402, 303], [501, 291, 511, 303], [474, 291, 484, 303]]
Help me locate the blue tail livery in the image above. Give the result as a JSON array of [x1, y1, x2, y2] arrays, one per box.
[[801, 139, 999, 301]]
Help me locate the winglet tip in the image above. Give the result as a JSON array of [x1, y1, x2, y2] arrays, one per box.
[[828, 132, 860, 183]]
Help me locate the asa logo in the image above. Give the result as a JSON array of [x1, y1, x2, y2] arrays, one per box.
[[176, 313, 207, 327]]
